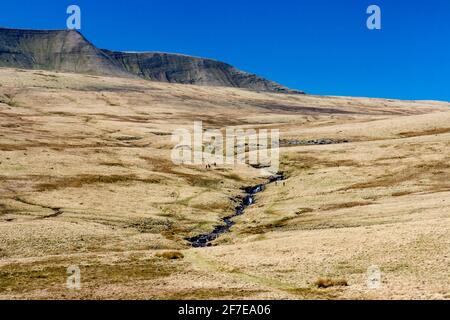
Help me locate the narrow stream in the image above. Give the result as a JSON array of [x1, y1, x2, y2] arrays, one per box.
[[188, 174, 285, 248]]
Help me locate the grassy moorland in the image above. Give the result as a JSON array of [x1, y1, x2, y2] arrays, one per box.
[[0, 68, 449, 299]]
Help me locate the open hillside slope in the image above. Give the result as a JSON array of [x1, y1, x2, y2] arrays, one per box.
[[0, 68, 449, 299]]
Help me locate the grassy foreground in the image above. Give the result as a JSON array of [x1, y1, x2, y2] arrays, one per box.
[[1, 68, 449, 299]]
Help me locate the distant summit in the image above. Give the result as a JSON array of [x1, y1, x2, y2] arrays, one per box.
[[0, 28, 130, 77], [0, 28, 303, 94]]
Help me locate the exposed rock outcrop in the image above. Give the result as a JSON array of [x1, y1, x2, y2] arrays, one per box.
[[101, 50, 302, 93], [0, 27, 303, 94], [0, 28, 130, 77]]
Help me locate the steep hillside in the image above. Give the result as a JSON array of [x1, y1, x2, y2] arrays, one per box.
[[0, 27, 302, 93], [101, 50, 301, 93], [0, 28, 130, 77]]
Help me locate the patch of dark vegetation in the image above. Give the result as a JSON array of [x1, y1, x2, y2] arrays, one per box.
[[115, 136, 143, 141], [391, 191, 414, 197], [33, 72, 58, 78], [151, 132, 172, 136], [35, 174, 162, 191], [35, 174, 136, 191], [41, 208, 63, 219], [254, 102, 362, 115], [50, 111, 75, 117], [320, 201, 374, 211], [281, 138, 350, 146], [4, 100, 19, 108], [249, 164, 271, 169], [241, 216, 296, 235], [0, 93, 20, 108], [222, 173, 242, 181], [99, 161, 126, 167], [183, 175, 221, 188], [0, 123, 20, 128], [314, 277, 348, 289], [140, 156, 176, 173], [295, 208, 314, 215], [127, 218, 173, 234], [88, 113, 154, 124], [0, 203, 15, 216], [155, 251, 184, 260], [77, 84, 146, 93], [399, 128, 450, 138]]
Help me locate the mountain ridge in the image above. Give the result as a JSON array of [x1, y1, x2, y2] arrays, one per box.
[[0, 27, 303, 94]]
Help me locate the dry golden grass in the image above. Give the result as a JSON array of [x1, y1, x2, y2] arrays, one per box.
[[1, 67, 449, 300]]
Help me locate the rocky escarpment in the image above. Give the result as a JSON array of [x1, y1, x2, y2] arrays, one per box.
[[0, 27, 303, 94], [0, 28, 131, 77], [101, 50, 302, 94]]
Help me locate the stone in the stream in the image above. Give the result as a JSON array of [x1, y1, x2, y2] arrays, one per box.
[[235, 206, 244, 215], [243, 195, 254, 206]]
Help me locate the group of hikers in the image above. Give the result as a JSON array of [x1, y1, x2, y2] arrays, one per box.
[[205, 163, 217, 170]]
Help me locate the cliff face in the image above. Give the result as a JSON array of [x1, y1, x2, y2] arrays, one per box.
[[0, 27, 303, 94], [0, 28, 131, 77], [101, 50, 302, 93]]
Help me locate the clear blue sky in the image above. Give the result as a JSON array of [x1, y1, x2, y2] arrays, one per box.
[[1, 0, 449, 101]]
